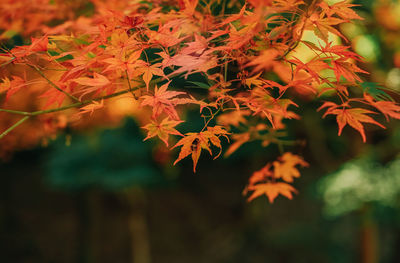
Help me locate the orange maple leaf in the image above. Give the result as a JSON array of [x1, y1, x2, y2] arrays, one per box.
[[0, 76, 26, 101], [319, 1, 364, 21], [224, 132, 251, 157], [247, 182, 297, 203], [364, 94, 400, 121], [78, 100, 104, 116], [244, 152, 308, 202], [140, 82, 191, 120], [332, 58, 368, 83], [248, 163, 273, 185], [142, 117, 183, 147], [304, 13, 347, 41], [102, 50, 145, 77], [139, 63, 166, 91], [73, 72, 111, 87], [246, 49, 281, 73], [318, 42, 362, 60], [291, 57, 330, 83], [11, 36, 48, 58], [245, 87, 299, 128], [172, 126, 229, 172], [178, 0, 198, 16], [273, 152, 309, 183], [321, 105, 385, 142]]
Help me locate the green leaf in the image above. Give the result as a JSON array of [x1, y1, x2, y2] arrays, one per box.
[[361, 82, 393, 101], [186, 81, 211, 89], [1, 30, 18, 39], [47, 50, 59, 56], [47, 50, 74, 62], [73, 37, 90, 46], [56, 54, 74, 62]]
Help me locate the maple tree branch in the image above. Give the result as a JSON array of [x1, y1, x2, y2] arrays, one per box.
[[0, 88, 139, 117], [0, 74, 174, 118], [30, 88, 136, 116], [0, 72, 182, 138], [28, 64, 81, 102], [0, 108, 33, 116], [0, 116, 30, 139]]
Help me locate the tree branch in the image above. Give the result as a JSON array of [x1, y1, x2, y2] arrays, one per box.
[[0, 116, 30, 139], [28, 64, 81, 102]]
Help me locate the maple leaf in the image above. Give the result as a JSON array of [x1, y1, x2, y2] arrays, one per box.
[[321, 104, 386, 142], [167, 51, 218, 78], [304, 13, 347, 41], [78, 100, 104, 116], [172, 133, 204, 172], [246, 182, 297, 203], [11, 36, 49, 58], [223, 18, 261, 50], [273, 152, 309, 183], [219, 4, 246, 26], [318, 42, 362, 60], [246, 49, 280, 73], [139, 63, 166, 91], [245, 88, 299, 128], [244, 72, 265, 87], [364, 94, 400, 121], [140, 82, 190, 120], [0, 76, 26, 101], [109, 30, 138, 52], [224, 132, 251, 157], [179, 34, 207, 56], [217, 110, 250, 127], [332, 58, 368, 83], [177, 0, 198, 16], [102, 50, 145, 77], [73, 72, 112, 98], [172, 126, 229, 172], [73, 72, 111, 87], [142, 117, 183, 147], [248, 0, 273, 9], [39, 83, 70, 108], [319, 1, 363, 21], [248, 163, 273, 185], [291, 57, 330, 84], [146, 21, 186, 48]]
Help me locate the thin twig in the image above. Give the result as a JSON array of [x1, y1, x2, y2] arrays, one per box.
[[0, 108, 32, 116], [125, 70, 137, 99], [0, 116, 30, 139], [28, 64, 80, 102]]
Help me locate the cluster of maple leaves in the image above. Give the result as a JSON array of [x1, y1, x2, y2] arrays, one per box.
[[1, 0, 399, 203]]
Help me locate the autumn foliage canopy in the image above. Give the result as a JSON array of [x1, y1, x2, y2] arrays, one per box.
[[1, 0, 399, 203]]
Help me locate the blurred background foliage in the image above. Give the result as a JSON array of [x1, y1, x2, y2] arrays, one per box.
[[1, 0, 400, 263]]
